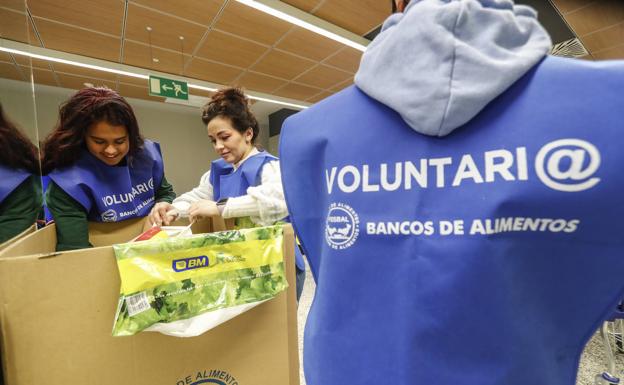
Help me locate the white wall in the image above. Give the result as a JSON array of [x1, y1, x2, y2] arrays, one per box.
[[0, 78, 38, 143], [269, 135, 280, 156]]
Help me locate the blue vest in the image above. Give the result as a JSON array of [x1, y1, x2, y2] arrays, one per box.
[[0, 164, 31, 204], [280, 56, 624, 385], [210, 151, 305, 270], [210, 151, 277, 202], [48, 140, 164, 222]]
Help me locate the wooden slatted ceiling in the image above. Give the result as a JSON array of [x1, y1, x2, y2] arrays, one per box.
[[0, 7, 31, 43], [4, 0, 623, 106], [2, 0, 372, 104], [550, 0, 624, 60]]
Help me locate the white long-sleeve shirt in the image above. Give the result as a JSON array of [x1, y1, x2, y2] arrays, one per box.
[[171, 149, 289, 226]]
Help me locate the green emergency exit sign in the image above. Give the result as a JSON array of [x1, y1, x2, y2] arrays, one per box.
[[149, 75, 188, 100]]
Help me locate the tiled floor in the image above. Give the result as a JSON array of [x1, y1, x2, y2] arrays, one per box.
[[295, 266, 621, 385]]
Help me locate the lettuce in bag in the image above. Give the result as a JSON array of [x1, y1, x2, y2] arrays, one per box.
[[112, 225, 287, 337]]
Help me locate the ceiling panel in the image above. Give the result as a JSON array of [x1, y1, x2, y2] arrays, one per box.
[[0, 61, 25, 81], [0, 8, 30, 43], [213, 1, 292, 46], [185, 57, 242, 85], [53, 62, 118, 81], [275, 26, 343, 61], [34, 18, 120, 61], [116, 74, 148, 87], [28, 58, 54, 69], [117, 82, 162, 102], [195, 30, 268, 69], [295, 64, 352, 89], [0, 53, 35, 68], [189, 87, 213, 98], [324, 47, 362, 73], [580, 22, 624, 53], [307, 90, 332, 103], [592, 45, 624, 60], [0, 52, 15, 62], [123, 40, 191, 75], [31, 67, 59, 87], [232, 71, 287, 94], [550, 0, 594, 15], [273, 82, 321, 101], [251, 49, 315, 80], [281, 0, 323, 13], [125, 3, 206, 53], [563, 1, 624, 37], [3, 0, 26, 11], [313, 0, 388, 36], [130, 0, 224, 26], [328, 78, 353, 93], [57, 72, 117, 91], [28, 0, 124, 36]]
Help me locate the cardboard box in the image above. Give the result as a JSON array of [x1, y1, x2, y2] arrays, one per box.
[[0, 225, 36, 253], [0, 218, 300, 385]]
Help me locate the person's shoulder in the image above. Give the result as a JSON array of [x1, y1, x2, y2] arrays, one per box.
[[141, 139, 161, 155], [256, 150, 279, 162]]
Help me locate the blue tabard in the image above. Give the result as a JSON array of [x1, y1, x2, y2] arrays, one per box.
[[210, 151, 305, 270], [280, 56, 624, 385], [0, 164, 31, 205], [48, 140, 164, 222]]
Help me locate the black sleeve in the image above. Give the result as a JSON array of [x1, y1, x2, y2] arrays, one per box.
[[155, 175, 176, 203], [46, 181, 92, 251]]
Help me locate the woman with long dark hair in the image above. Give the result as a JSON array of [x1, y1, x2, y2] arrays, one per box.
[[0, 104, 42, 243], [147, 87, 306, 300], [42, 87, 175, 251]]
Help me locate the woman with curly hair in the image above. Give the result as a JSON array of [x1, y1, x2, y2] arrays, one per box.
[[42, 87, 175, 251], [148, 87, 306, 299], [0, 104, 42, 243]]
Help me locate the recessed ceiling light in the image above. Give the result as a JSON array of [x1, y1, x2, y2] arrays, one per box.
[[235, 0, 368, 52]]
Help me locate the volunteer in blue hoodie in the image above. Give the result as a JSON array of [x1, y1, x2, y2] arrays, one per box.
[[0, 104, 42, 244], [280, 1, 624, 385], [147, 87, 306, 300], [42, 87, 175, 251]]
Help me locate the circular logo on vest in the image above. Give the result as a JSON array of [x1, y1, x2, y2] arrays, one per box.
[[101, 209, 118, 222], [535, 138, 601, 192], [325, 203, 359, 250]]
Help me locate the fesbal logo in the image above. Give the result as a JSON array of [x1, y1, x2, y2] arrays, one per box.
[[535, 139, 601, 192], [101, 209, 118, 222], [325, 202, 359, 250]]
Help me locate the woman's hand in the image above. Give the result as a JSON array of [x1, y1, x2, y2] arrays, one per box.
[[189, 200, 220, 222], [148, 202, 177, 226]]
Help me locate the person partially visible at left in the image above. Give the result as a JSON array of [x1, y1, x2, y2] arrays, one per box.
[[0, 104, 42, 243]]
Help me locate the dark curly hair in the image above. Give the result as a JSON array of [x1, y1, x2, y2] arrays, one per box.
[[201, 87, 259, 144], [0, 104, 39, 173], [41, 87, 144, 174]]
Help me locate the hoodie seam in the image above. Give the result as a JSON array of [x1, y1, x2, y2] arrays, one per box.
[[437, 3, 464, 137]]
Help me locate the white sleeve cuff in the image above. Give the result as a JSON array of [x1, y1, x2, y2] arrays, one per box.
[[222, 195, 259, 218]]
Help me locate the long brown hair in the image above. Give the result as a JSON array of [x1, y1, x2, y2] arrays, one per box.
[[201, 87, 260, 145], [0, 104, 39, 173], [42, 87, 144, 174]]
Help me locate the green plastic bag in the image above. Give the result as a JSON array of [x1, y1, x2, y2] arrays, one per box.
[[112, 225, 287, 337]]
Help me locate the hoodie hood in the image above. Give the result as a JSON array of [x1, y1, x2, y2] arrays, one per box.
[[354, 0, 552, 137]]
